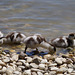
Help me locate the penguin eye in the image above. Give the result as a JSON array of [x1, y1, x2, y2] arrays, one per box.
[[69, 34, 74, 37]]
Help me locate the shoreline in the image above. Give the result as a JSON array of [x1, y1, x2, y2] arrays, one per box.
[[0, 49, 75, 75]]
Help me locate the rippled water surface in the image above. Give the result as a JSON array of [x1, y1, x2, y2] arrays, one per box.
[[0, 0, 75, 54]]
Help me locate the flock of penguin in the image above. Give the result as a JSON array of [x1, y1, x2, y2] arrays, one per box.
[[0, 31, 75, 54]]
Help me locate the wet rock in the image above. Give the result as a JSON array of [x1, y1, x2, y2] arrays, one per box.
[[68, 63, 73, 68], [6, 54, 10, 57], [41, 59, 48, 64], [66, 58, 73, 64], [13, 71, 21, 75], [67, 68, 73, 73], [57, 74, 64, 75], [57, 69, 64, 74], [16, 62, 22, 66], [31, 68, 44, 73], [44, 54, 51, 60], [3, 57, 10, 63], [49, 63, 57, 67], [31, 72, 37, 75], [16, 67, 22, 72], [61, 58, 66, 63], [49, 71, 56, 75], [61, 54, 69, 58], [9, 64, 17, 71], [33, 56, 42, 61], [73, 56, 75, 62], [18, 66, 25, 70], [24, 63, 30, 68], [55, 57, 63, 65], [2, 73, 7, 75], [50, 67, 59, 71], [0, 60, 6, 66], [0, 66, 2, 70], [18, 60, 26, 65], [25, 57, 33, 63], [58, 67, 67, 73], [11, 54, 19, 61], [30, 63, 38, 69], [37, 72, 43, 75], [0, 67, 7, 73], [71, 71, 75, 74], [70, 73, 75, 75], [32, 58, 40, 65], [60, 64, 67, 68], [2, 52, 6, 55], [73, 65, 75, 69], [44, 73, 49, 75], [39, 64, 45, 70], [19, 52, 27, 59], [23, 69, 31, 75], [6, 66, 14, 75]]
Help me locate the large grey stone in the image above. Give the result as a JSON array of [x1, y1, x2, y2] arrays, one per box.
[[39, 64, 45, 70], [37, 72, 43, 75], [30, 63, 38, 69], [23, 69, 31, 75]]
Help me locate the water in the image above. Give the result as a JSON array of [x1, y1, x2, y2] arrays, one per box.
[[0, 0, 75, 54]]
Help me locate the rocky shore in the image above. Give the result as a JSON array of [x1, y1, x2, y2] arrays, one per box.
[[0, 50, 75, 75]]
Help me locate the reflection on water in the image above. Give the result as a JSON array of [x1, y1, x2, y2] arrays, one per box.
[[0, 0, 75, 54]]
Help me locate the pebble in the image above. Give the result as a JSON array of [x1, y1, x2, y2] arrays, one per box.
[[6, 66, 14, 75], [3, 57, 10, 63], [25, 57, 33, 63], [19, 52, 27, 59], [49, 63, 57, 67], [24, 62, 30, 68], [37, 72, 43, 75], [31, 68, 44, 73], [16, 62, 22, 66], [50, 67, 59, 71], [41, 59, 48, 64], [67, 68, 73, 73], [0, 66, 2, 70], [44, 73, 49, 75], [44, 54, 51, 60], [57, 74, 64, 75], [16, 67, 22, 72], [68, 63, 73, 68], [66, 58, 73, 64], [0, 60, 6, 66], [31, 72, 37, 75], [58, 67, 67, 73], [18, 60, 26, 65], [55, 57, 63, 64], [60, 64, 67, 68], [39, 64, 45, 70], [23, 69, 31, 75], [30, 63, 39, 69], [13, 71, 21, 75], [18, 66, 25, 69], [32, 58, 40, 65], [49, 71, 56, 75], [0, 67, 7, 73], [11, 54, 19, 61]]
